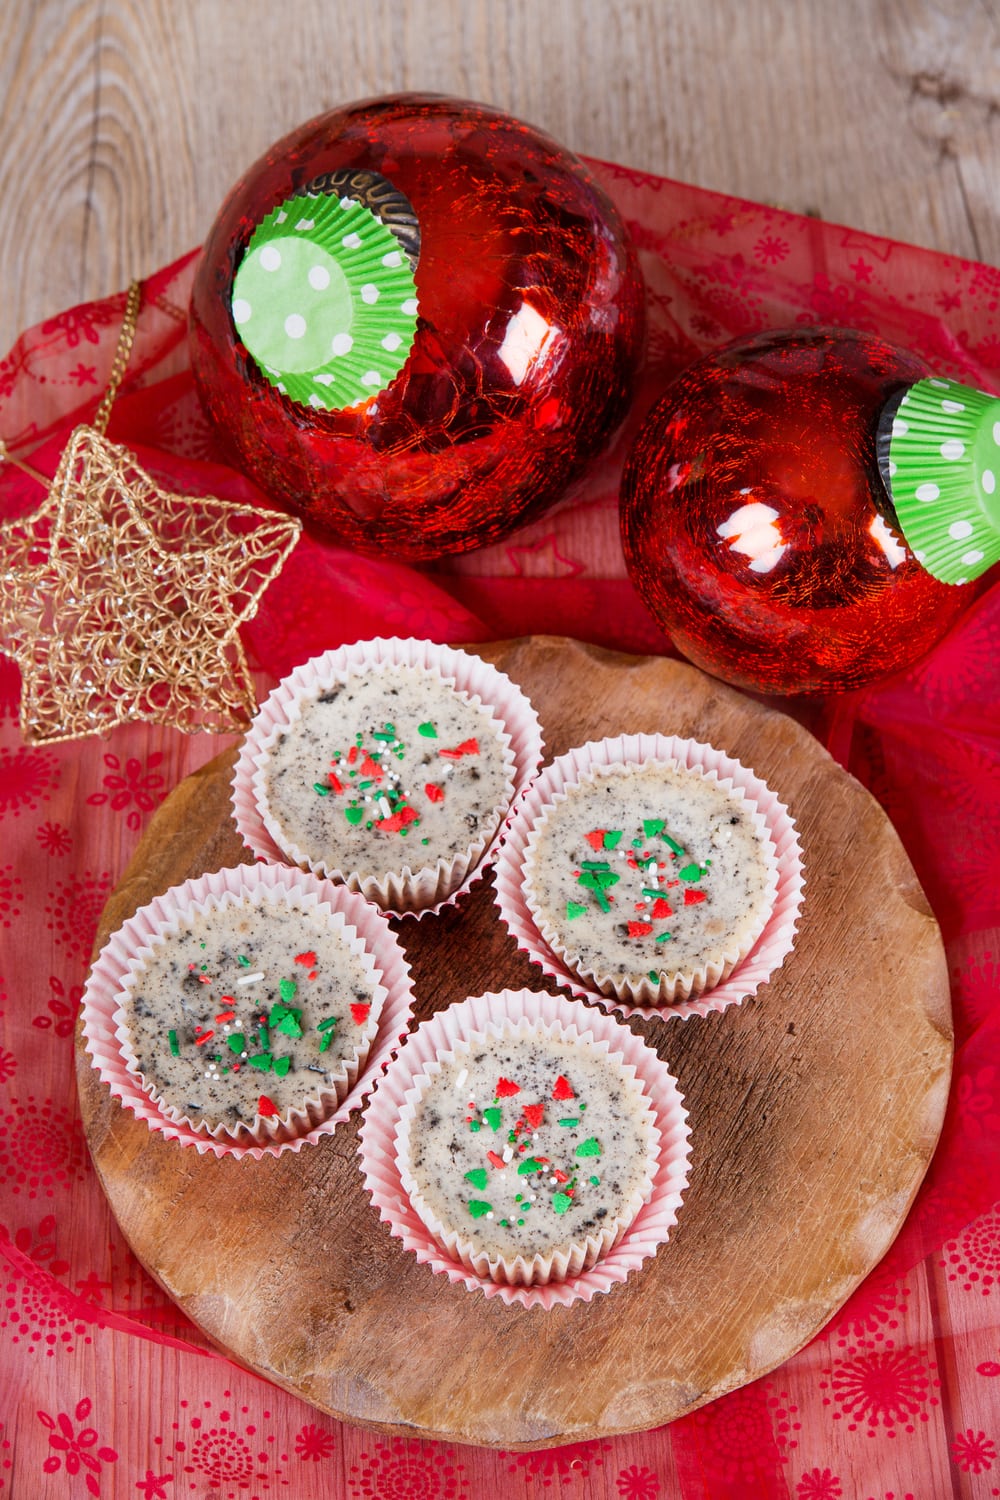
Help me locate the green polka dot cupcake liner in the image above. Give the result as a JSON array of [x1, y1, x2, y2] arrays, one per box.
[[358, 988, 691, 1308], [888, 377, 1000, 584], [231, 191, 419, 411]]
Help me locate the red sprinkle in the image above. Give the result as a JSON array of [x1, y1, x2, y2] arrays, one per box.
[[347, 745, 359, 764], [194, 1029, 215, 1046], [495, 1077, 520, 1097], [552, 1168, 570, 1183], [377, 805, 420, 833], [424, 783, 445, 804], [651, 898, 673, 918], [628, 921, 654, 938], [295, 952, 316, 968], [487, 1150, 506, 1169], [684, 889, 707, 905], [522, 1102, 545, 1129], [350, 1003, 371, 1026], [584, 829, 606, 851], [361, 753, 383, 781], [439, 738, 479, 759], [327, 771, 344, 794], [258, 1094, 280, 1118], [552, 1076, 574, 1101], [214, 1011, 236, 1024]]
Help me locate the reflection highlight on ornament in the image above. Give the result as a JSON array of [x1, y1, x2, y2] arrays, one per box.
[[716, 501, 788, 573], [497, 300, 561, 385]]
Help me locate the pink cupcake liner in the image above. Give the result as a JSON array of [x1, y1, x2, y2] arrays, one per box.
[[494, 734, 805, 1021], [358, 988, 691, 1309], [82, 862, 415, 1159], [232, 637, 544, 917]]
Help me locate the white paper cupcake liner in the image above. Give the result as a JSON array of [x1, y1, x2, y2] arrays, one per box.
[[494, 734, 805, 1021], [232, 638, 544, 917], [82, 862, 415, 1158], [358, 988, 691, 1309]]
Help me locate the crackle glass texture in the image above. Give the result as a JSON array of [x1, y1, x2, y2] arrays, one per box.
[[189, 94, 646, 559], [620, 326, 975, 695]]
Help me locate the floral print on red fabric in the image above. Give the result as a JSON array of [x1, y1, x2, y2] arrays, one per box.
[[940, 1202, 1000, 1296], [951, 1427, 997, 1473], [0, 744, 59, 817], [614, 1463, 661, 1499], [44, 870, 113, 959], [37, 1397, 118, 1495], [294, 1424, 336, 1462], [820, 1347, 941, 1437], [35, 820, 72, 855], [32, 974, 82, 1039], [502, 1439, 607, 1486], [348, 1436, 468, 1499], [795, 1469, 843, 1499], [0, 1095, 88, 1198], [86, 751, 166, 831]]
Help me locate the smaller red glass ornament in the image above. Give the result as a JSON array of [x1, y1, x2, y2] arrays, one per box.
[[189, 94, 646, 560], [620, 326, 997, 696]]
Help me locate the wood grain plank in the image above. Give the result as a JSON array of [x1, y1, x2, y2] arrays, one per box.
[[0, 0, 997, 356]]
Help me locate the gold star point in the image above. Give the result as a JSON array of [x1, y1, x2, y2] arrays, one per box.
[[0, 425, 302, 744]]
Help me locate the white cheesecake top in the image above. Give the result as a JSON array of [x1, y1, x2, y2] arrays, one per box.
[[122, 896, 381, 1129], [399, 1028, 657, 1264], [523, 760, 774, 990], [260, 665, 512, 879]]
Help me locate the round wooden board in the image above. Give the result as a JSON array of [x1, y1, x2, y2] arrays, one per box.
[[75, 637, 952, 1450]]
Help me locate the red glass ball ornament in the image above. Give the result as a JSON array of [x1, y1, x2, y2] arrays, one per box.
[[620, 326, 976, 695], [190, 94, 646, 559]]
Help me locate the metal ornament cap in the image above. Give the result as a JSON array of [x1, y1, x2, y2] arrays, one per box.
[[888, 376, 1000, 584]]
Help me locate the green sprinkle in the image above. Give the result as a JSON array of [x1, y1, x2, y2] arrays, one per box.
[[678, 863, 702, 882], [248, 1053, 272, 1071], [345, 805, 364, 825], [604, 830, 624, 848], [517, 1218, 525, 1226], [552, 1192, 572, 1215], [468, 1119, 482, 1133], [272, 1054, 292, 1077], [312, 781, 330, 796], [464, 1168, 489, 1190], [589, 1175, 601, 1186], [576, 1136, 602, 1158], [641, 887, 664, 900], [557, 1117, 580, 1127], [467, 1199, 492, 1219], [257, 1025, 269, 1049], [318, 1028, 336, 1053], [279, 977, 297, 1003], [418, 721, 437, 738], [237, 955, 251, 968], [643, 818, 664, 839], [631, 837, 644, 849], [482, 1107, 502, 1131], [655, 930, 673, 943], [421, 837, 430, 845], [566, 900, 588, 920], [648, 970, 660, 983], [514, 1193, 523, 1203], [373, 723, 396, 740], [316, 1016, 338, 1030], [580, 859, 612, 871], [227, 1033, 246, 1054], [168, 1029, 179, 1057], [517, 1157, 543, 1176]]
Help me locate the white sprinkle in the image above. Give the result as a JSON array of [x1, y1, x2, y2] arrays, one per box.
[[453, 1067, 468, 1094], [237, 972, 265, 985], [377, 796, 391, 818], [502, 1145, 514, 1163]]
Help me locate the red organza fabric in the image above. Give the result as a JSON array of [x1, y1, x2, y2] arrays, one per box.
[[1, 161, 999, 1500]]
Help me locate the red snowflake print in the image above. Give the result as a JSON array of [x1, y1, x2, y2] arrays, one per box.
[[36, 820, 72, 855], [820, 1347, 940, 1436], [86, 751, 166, 831], [41, 300, 118, 348], [294, 1423, 336, 1461], [952, 1427, 997, 1473], [503, 1438, 607, 1486], [68, 362, 98, 386], [0, 1048, 14, 1084], [0, 865, 23, 927], [45, 869, 113, 959], [0, 743, 59, 816], [1, 1257, 93, 1356], [152, 1393, 288, 1494], [676, 1384, 785, 1487], [956, 1064, 1000, 1144], [755, 234, 790, 264], [33, 973, 83, 1038], [135, 1471, 173, 1499], [796, 1468, 842, 1498], [834, 1268, 909, 1350], [616, 1463, 660, 1499], [349, 1436, 468, 1498], [0, 1094, 89, 1197], [689, 312, 723, 342], [940, 1201, 1000, 1295], [38, 1396, 118, 1495]]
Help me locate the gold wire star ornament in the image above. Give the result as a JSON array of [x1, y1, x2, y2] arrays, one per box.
[[0, 282, 302, 744]]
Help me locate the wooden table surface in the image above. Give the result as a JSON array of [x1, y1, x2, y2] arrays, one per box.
[[0, 0, 997, 357]]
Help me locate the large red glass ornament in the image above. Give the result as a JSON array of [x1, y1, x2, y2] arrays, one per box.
[[620, 326, 977, 695], [189, 94, 645, 559]]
